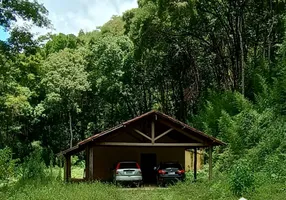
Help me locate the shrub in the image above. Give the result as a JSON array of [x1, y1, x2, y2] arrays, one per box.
[[56, 156, 63, 181], [0, 147, 18, 183], [229, 160, 255, 196], [21, 142, 47, 180], [71, 155, 79, 165], [71, 155, 85, 168], [263, 154, 286, 182]]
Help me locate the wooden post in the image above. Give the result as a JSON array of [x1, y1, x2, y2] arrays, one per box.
[[88, 145, 94, 180], [64, 154, 71, 182], [151, 121, 155, 144], [85, 146, 90, 180], [209, 147, 213, 180], [194, 148, 197, 181]]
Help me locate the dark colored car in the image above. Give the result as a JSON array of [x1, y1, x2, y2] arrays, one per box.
[[155, 162, 185, 186]]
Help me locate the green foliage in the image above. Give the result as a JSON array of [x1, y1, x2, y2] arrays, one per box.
[[263, 154, 286, 182], [45, 33, 78, 55], [0, 147, 18, 183], [196, 89, 286, 179], [21, 142, 47, 180], [8, 27, 39, 54], [194, 91, 252, 137], [2, 2, 286, 197], [0, 0, 50, 30], [71, 155, 79, 166], [42, 48, 89, 97], [38, 48, 90, 147], [229, 160, 255, 196], [100, 16, 125, 36]]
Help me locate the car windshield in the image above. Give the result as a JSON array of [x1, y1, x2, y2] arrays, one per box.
[[118, 162, 138, 169], [160, 163, 182, 169]]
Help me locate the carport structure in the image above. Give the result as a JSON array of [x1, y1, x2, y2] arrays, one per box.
[[60, 110, 225, 182]]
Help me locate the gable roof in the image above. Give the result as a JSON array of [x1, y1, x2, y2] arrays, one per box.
[[60, 110, 225, 155]]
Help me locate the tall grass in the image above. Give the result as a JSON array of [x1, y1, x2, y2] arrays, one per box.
[[1, 173, 285, 200], [0, 179, 232, 200]]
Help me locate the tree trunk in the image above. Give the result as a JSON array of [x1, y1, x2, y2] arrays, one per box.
[[267, 0, 274, 76], [239, 20, 244, 96], [69, 111, 73, 148], [238, 2, 245, 96]]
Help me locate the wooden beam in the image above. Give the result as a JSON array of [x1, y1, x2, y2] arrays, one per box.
[[154, 128, 174, 141], [133, 129, 152, 141], [129, 129, 146, 142], [151, 121, 155, 144], [64, 154, 71, 182], [194, 148, 197, 181], [97, 142, 205, 147], [158, 119, 205, 143], [209, 147, 213, 180]]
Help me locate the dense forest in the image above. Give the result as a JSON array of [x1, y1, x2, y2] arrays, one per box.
[[1, 0, 286, 196]]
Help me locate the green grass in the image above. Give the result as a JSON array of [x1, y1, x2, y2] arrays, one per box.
[[0, 177, 285, 200], [71, 166, 85, 179], [0, 180, 232, 200], [45, 166, 84, 179], [1, 167, 285, 200]]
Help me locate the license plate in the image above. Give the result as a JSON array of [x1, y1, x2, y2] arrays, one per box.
[[169, 172, 175, 175]]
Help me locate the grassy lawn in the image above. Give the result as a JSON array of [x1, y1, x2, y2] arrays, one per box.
[[0, 178, 285, 200]]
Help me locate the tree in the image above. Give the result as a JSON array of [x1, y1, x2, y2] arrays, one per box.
[[44, 33, 78, 56], [87, 35, 134, 127], [100, 15, 125, 36], [0, 43, 42, 152], [0, 0, 50, 30], [122, 0, 286, 120], [41, 48, 90, 148]]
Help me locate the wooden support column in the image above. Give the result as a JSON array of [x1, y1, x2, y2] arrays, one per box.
[[88, 145, 94, 180], [85, 146, 90, 180], [64, 154, 71, 182], [209, 147, 213, 180], [194, 148, 197, 181], [151, 121, 155, 144]]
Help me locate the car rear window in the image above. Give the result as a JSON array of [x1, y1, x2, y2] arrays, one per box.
[[118, 162, 138, 169], [160, 163, 182, 169]]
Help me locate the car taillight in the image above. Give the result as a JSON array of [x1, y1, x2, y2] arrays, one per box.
[[136, 163, 141, 169], [115, 163, 120, 174], [136, 163, 142, 174], [177, 170, 185, 174], [158, 170, 166, 174]]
